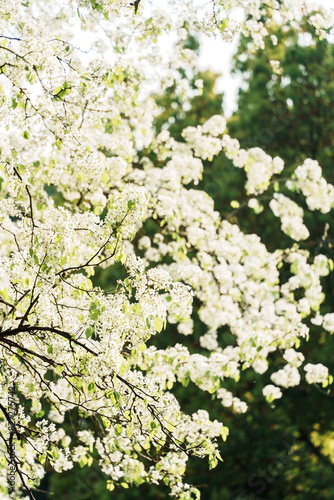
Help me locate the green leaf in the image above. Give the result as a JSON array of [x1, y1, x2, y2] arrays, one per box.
[[101, 172, 109, 183], [166, 380, 173, 390], [23, 130, 30, 139], [56, 365, 64, 375], [220, 426, 229, 442], [127, 200, 136, 210], [133, 303, 141, 314], [88, 381, 96, 393], [139, 343, 146, 352], [154, 317, 163, 333], [119, 363, 127, 376], [106, 481, 115, 491], [115, 424, 123, 436], [90, 309, 100, 320], [77, 8, 86, 23], [209, 455, 218, 470], [0, 289, 9, 302]]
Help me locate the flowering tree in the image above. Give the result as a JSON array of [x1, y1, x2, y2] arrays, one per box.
[[0, 1, 333, 499]]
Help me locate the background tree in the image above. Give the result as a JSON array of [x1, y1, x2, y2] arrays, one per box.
[[230, 21, 334, 180]]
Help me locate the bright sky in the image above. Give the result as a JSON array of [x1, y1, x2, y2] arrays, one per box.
[[199, 34, 241, 117]]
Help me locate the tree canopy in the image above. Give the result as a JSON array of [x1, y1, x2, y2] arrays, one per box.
[[0, 1, 333, 499]]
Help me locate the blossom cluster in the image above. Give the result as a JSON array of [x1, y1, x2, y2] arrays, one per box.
[[290, 159, 334, 213], [269, 193, 309, 241]]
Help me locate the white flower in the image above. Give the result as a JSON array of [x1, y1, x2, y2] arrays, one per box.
[[283, 349, 305, 367], [304, 363, 329, 384], [202, 115, 226, 137], [269, 194, 309, 241], [263, 385, 282, 401], [271, 365, 301, 388], [252, 358, 268, 374], [177, 319, 194, 336], [323, 313, 334, 333]]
